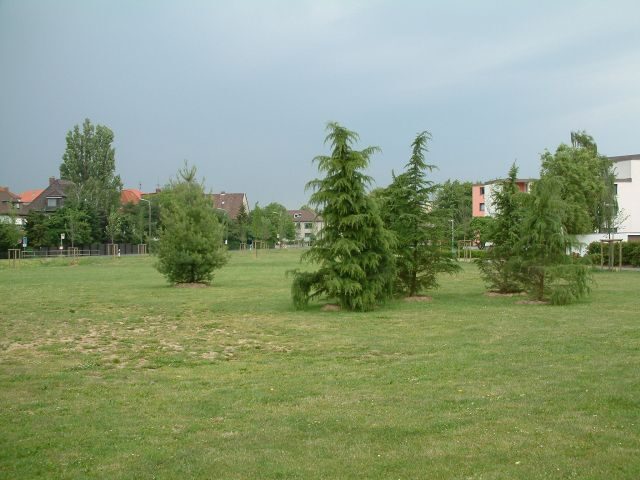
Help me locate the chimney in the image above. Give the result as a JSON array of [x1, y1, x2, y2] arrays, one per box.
[[49, 176, 56, 185]]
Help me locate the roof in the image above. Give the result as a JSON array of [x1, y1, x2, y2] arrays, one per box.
[[0, 187, 20, 201], [473, 178, 537, 187], [210, 192, 248, 219], [23, 178, 75, 213], [289, 209, 323, 222], [121, 189, 143, 205], [19, 189, 44, 203], [0, 187, 20, 215], [608, 154, 640, 162]]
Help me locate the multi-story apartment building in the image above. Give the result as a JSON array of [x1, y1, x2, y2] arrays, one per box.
[[472, 179, 535, 218], [471, 154, 640, 245]]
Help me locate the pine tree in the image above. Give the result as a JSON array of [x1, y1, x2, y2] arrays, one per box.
[[518, 177, 591, 304], [290, 122, 395, 311], [155, 163, 228, 284], [476, 163, 525, 293], [382, 131, 459, 296]]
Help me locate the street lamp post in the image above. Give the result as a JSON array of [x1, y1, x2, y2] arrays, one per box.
[[139, 198, 152, 243]]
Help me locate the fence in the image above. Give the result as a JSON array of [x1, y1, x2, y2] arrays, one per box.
[[3, 243, 148, 259]]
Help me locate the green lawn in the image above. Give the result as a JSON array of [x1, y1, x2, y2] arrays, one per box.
[[1, 250, 639, 479]]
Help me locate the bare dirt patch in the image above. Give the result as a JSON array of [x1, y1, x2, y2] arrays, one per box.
[[515, 299, 549, 305], [404, 296, 433, 302], [485, 291, 526, 297], [174, 282, 209, 288], [321, 304, 341, 312], [201, 351, 220, 360]]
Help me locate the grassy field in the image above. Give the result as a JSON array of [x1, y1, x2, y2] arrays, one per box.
[[1, 250, 639, 479]]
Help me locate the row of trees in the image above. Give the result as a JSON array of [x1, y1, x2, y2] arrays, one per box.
[[290, 123, 460, 311], [6, 118, 299, 251], [288, 125, 613, 310], [151, 124, 467, 292], [2, 118, 484, 255], [476, 131, 617, 304]]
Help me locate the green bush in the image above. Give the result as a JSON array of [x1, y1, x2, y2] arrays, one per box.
[[586, 241, 640, 267], [467, 249, 486, 259], [547, 264, 591, 305]]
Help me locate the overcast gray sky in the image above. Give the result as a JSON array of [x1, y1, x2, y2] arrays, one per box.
[[1, 0, 639, 208]]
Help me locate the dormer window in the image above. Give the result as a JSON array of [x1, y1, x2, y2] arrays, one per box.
[[47, 197, 61, 208]]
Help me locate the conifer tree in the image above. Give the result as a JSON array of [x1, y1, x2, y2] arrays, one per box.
[[518, 177, 591, 304], [290, 122, 395, 311], [382, 131, 459, 296], [476, 163, 525, 293], [155, 163, 228, 284]]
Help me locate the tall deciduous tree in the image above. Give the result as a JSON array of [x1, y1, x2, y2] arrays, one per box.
[[60, 207, 92, 247], [0, 207, 22, 254], [431, 179, 474, 240], [24, 211, 50, 248], [518, 177, 591, 304], [249, 203, 271, 245], [540, 131, 615, 234], [476, 164, 525, 293], [264, 202, 295, 245], [290, 122, 395, 311], [155, 163, 228, 284], [105, 210, 123, 245], [381, 131, 459, 296], [59, 118, 123, 239]]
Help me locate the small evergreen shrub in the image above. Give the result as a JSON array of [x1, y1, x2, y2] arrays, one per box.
[[155, 164, 228, 284]]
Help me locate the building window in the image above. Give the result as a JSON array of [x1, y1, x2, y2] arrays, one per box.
[[479, 203, 485, 212], [294, 213, 301, 219], [46, 197, 60, 208], [479, 187, 485, 195], [304, 222, 313, 229], [613, 184, 618, 195]]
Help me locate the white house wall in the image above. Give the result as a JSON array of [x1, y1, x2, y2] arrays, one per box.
[[614, 159, 640, 233], [485, 184, 497, 216]]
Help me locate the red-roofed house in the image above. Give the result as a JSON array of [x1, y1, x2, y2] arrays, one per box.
[[18, 189, 44, 205], [120, 189, 143, 205]]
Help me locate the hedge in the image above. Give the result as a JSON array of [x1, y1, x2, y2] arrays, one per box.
[[586, 241, 640, 267]]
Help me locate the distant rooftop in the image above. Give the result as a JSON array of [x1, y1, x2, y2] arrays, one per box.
[[608, 154, 640, 162], [121, 189, 144, 205], [288, 209, 322, 222], [473, 178, 537, 187], [19, 189, 45, 203]]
